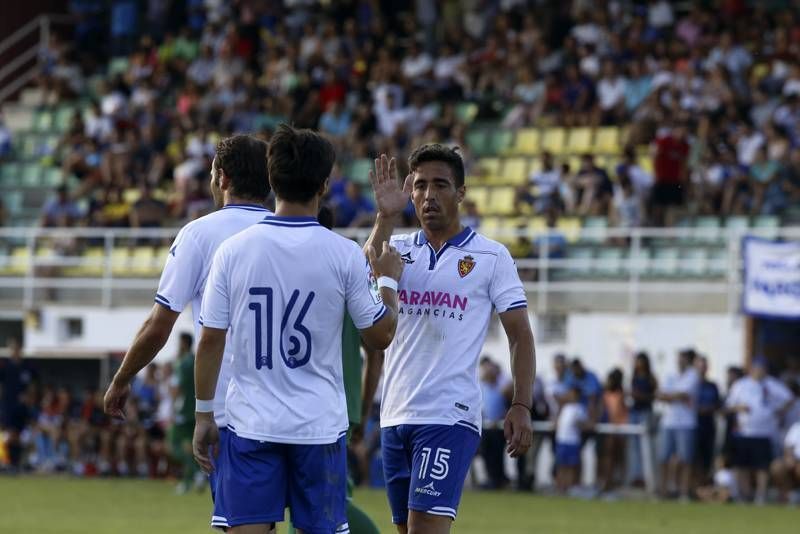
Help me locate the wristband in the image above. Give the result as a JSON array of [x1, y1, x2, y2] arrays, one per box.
[[195, 399, 214, 413], [377, 276, 398, 292]]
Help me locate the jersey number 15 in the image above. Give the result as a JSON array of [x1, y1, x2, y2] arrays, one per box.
[[248, 287, 315, 371]]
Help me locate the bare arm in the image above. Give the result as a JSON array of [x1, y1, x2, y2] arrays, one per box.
[[192, 326, 226, 474], [104, 303, 179, 417], [360, 345, 384, 425], [499, 307, 535, 458]]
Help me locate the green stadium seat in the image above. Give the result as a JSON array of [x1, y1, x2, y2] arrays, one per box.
[[647, 247, 679, 277], [680, 248, 708, 277], [42, 167, 63, 188], [581, 217, 608, 244], [466, 130, 489, 156], [488, 131, 513, 155], [724, 216, 750, 235], [541, 127, 567, 155], [566, 127, 593, 154], [17, 134, 37, 160], [5, 191, 24, 214], [33, 110, 54, 132], [594, 247, 624, 278], [565, 247, 594, 277], [0, 163, 18, 186], [346, 159, 372, 184], [627, 247, 651, 276], [752, 215, 779, 239], [693, 216, 721, 244], [20, 164, 42, 187], [455, 102, 478, 124], [511, 129, 541, 155], [707, 248, 729, 278], [54, 107, 76, 132]]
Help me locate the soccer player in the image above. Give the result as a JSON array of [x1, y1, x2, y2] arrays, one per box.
[[192, 124, 402, 534], [364, 147, 536, 534], [103, 134, 271, 526]]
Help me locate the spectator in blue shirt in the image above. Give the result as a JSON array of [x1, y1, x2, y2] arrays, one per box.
[[333, 181, 375, 227], [566, 358, 603, 422]]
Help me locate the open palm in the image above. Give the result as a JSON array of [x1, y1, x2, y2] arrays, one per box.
[[369, 154, 412, 218]]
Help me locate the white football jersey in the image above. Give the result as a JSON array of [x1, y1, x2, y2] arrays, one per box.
[[380, 227, 527, 433], [200, 215, 386, 444], [155, 203, 272, 427]]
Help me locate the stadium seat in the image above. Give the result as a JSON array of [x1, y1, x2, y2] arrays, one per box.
[[594, 247, 624, 278], [724, 215, 750, 236], [647, 247, 679, 277], [17, 134, 37, 160], [527, 216, 547, 236], [479, 216, 504, 240], [637, 155, 654, 175], [628, 247, 651, 276], [33, 110, 53, 132], [455, 102, 478, 124], [693, 216, 721, 244], [679, 248, 709, 277], [541, 127, 567, 155], [501, 158, 529, 185], [54, 107, 76, 132], [1, 247, 30, 276], [752, 215, 779, 239], [565, 247, 594, 277], [565, 155, 582, 174], [487, 187, 516, 215], [346, 159, 372, 184], [475, 157, 501, 184], [65, 247, 105, 277], [581, 217, 608, 244], [466, 130, 489, 156], [111, 248, 131, 276], [489, 131, 514, 155], [593, 127, 622, 155], [0, 163, 18, 186], [5, 191, 23, 214], [465, 186, 490, 208], [511, 128, 541, 155], [20, 164, 42, 187], [556, 217, 581, 243], [130, 247, 157, 276], [42, 167, 63, 188], [566, 127, 593, 154], [707, 248, 729, 278]]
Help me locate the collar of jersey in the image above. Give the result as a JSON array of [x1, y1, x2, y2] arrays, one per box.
[[222, 203, 268, 211], [259, 215, 321, 226], [414, 226, 475, 248]]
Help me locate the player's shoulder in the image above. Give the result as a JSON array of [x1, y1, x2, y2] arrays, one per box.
[[454, 230, 511, 258]]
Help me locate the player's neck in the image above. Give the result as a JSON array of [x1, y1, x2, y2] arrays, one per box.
[[273, 198, 319, 219], [422, 222, 464, 252], [223, 194, 266, 208]]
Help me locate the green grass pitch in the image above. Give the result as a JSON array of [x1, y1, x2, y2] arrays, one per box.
[[0, 476, 796, 534]]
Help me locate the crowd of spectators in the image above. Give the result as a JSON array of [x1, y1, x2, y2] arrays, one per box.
[[0, 336, 203, 493], [479, 349, 800, 504], [15, 0, 798, 235]]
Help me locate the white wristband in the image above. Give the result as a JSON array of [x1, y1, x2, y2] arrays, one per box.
[[195, 399, 214, 413], [377, 276, 398, 292]]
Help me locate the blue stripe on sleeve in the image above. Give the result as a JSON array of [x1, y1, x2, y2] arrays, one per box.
[[155, 293, 170, 304], [371, 305, 389, 325], [504, 304, 528, 312]]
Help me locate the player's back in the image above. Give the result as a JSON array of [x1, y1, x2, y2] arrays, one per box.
[[201, 215, 385, 445], [156, 203, 271, 427]]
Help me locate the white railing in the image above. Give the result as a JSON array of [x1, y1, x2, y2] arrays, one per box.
[[0, 225, 798, 312]]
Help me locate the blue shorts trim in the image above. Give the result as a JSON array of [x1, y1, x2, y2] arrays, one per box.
[[382, 423, 480, 525], [210, 427, 230, 529], [220, 432, 348, 531]]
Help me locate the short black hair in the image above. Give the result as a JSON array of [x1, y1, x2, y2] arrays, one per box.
[[214, 135, 270, 201], [268, 124, 335, 203], [408, 144, 465, 188]]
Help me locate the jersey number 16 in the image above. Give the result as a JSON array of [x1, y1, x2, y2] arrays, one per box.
[[248, 287, 315, 371]]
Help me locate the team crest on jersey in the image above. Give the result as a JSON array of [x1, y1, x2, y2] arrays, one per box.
[[458, 255, 475, 278]]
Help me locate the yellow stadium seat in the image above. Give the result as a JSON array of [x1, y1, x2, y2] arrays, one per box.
[[638, 155, 654, 175], [594, 127, 622, 154], [111, 248, 131, 276], [541, 127, 567, 155], [501, 158, 529, 186], [130, 247, 157, 275], [465, 186, 490, 208], [1, 247, 30, 275], [511, 128, 541, 155], [488, 187, 516, 216], [528, 157, 543, 176], [479, 216, 505, 241], [156, 247, 170, 269], [566, 155, 582, 174], [475, 157, 501, 184], [556, 217, 581, 243], [527, 216, 547, 236], [72, 247, 105, 276], [566, 127, 593, 154]]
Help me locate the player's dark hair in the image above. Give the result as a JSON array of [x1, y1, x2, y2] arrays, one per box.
[[214, 135, 270, 202], [408, 144, 465, 188], [268, 124, 335, 203]]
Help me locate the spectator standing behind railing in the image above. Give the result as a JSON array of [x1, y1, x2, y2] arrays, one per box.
[[656, 349, 700, 501], [555, 386, 590, 494], [694, 356, 721, 487], [725, 357, 793, 504], [628, 352, 657, 487], [598, 368, 628, 493], [0, 338, 37, 472], [479, 356, 511, 490], [650, 123, 689, 227], [771, 419, 800, 504]]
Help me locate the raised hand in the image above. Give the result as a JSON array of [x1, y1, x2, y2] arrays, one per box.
[[369, 154, 412, 218]]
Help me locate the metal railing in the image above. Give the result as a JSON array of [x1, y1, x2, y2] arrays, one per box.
[[0, 14, 73, 103], [0, 225, 797, 313]]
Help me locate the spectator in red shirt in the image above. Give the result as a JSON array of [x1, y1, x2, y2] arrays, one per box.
[[650, 123, 690, 226]]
